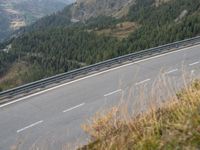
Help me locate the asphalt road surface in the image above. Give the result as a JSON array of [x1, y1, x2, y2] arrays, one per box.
[[0, 44, 200, 150]]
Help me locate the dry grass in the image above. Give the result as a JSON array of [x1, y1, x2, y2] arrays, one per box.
[[80, 79, 200, 150], [0, 61, 29, 91], [95, 22, 139, 39]]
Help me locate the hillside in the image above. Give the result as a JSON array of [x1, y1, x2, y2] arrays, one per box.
[[0, 0, 200, 91], [0, 0, 74, 42], [70, 0, 136, 21], [63, 0, 172, 22]]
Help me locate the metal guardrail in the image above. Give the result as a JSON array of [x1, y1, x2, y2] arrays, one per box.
[[1, 36, 200, 102]]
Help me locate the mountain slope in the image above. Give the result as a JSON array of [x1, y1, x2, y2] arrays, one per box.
[[0, 0, 74, 42], [0, 0, 200, 91], [70, 0, 136, 21]]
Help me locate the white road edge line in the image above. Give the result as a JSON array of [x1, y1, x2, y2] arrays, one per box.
[[17, 120, 43, 133], [1, 44, 199, 108], [135, 79, 151, 86], [104, 89, 122, 97], [63, 103, 85, 113], [189, 61, 199, 66], [165, 69, 178, 74]]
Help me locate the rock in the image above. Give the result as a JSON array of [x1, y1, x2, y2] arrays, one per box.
[[70, 0, 136, 21]]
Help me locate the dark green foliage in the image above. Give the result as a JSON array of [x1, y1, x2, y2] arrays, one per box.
[[127, 0, 155, 22], [1, 0, 200, 91], [10, 28, 119, 78], [120, 0, 200, 54], [0, 52, 16, 76], [85, 16, 120, 30], [128, 0, 200, 25]]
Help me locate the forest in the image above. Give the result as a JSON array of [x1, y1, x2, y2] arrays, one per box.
[[0, 0, 200, 91]]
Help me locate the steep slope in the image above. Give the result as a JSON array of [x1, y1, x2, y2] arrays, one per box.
[[22, 0, 173, 33], [14, 0, 74, 25], [0, 0, 200, 91], [0, 0, 74, 42], [20, 0, 136, 32], [70, 0, 136, 21], [69, 0, 172, 21], [0, 6, 11, 41]]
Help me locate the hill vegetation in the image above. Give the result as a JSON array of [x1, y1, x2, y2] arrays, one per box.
[[0, 0, 200, 91], [0, 0, 74, 42], [70, 0, 135, 21]]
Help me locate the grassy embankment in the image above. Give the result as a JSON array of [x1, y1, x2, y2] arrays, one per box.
[[81, 80, 200, 150]]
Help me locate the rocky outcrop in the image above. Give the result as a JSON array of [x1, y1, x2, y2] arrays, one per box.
[[70, 0, 136, 21]]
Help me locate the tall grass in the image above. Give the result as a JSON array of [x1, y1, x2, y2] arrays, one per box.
[[80, 78, 200, 150]]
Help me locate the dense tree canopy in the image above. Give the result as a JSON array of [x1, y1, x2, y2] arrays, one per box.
[[0, 0, 200, 90]]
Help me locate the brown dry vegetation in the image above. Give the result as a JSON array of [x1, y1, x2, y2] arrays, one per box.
[[0, 61, 29, 90], [81, 80, 200, 150], [95, 22, 139, 39]]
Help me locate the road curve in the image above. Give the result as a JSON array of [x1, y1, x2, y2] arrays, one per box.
[[0, 44, 200, 150]]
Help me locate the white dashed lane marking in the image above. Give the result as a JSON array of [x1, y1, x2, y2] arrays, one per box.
[[104, 89, 122, 97], [63, 103, 85, 113], [189, 61, 199, 66], [165, 69, 178, 74], [135, 79, 151, 86], [17, 120, 43, 133]]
